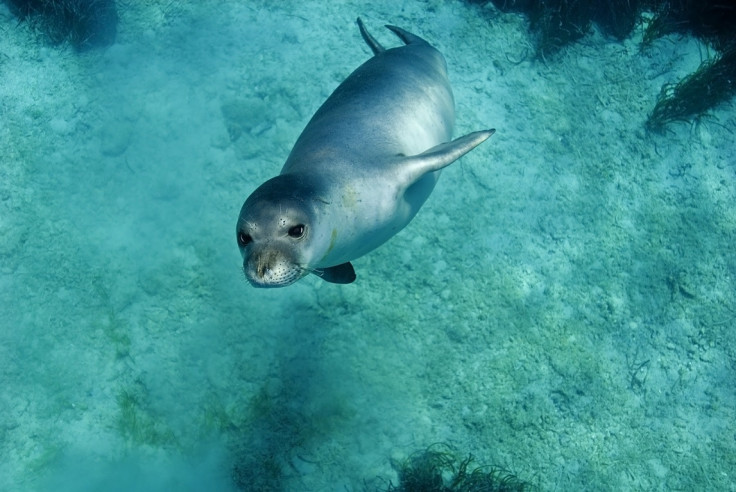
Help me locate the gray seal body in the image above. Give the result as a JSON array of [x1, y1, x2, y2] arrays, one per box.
[[237, 18, 494, 287]]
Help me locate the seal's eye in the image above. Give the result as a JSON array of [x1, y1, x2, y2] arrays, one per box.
[[288, 224, 305, 238], [237, 231, 252, 246]]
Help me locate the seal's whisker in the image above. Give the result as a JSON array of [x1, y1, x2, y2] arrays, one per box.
[[304, 266, 324, 278], [295, 263, 322, 277]]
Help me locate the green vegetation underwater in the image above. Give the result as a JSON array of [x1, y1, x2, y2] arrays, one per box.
[[1, 0, 734, 490]]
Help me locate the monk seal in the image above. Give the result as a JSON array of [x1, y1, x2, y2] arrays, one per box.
[[236, 18, 494, 288]]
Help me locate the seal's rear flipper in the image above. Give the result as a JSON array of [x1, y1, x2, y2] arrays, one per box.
[[357, 18, 429, 54], [319, 262, 356, 284], [400, 129, 496, 185], [357, 17, 384, 55], [385, 24, 428, 46]]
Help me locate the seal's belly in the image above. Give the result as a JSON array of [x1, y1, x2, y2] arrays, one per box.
[[313, 170, 437, 268]]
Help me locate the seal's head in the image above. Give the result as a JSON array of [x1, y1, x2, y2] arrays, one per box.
[[236, 174, 322, 287]]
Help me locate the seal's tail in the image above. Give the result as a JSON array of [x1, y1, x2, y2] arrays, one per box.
[[357, 17, 429, 56]]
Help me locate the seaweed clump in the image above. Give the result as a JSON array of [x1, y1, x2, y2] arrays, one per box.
[[646, 45, 736, 131], [641, 1, 736, 130], [479, 0, 644, 57], [472, 0, 736, 129], [474, 1, 736, 57], [375, 444, 530, 492], [642, 1, 736, 50], [4, 0, 118, 50]]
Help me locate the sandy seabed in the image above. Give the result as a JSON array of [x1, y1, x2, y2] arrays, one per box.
[[1, 1, 735, 490]]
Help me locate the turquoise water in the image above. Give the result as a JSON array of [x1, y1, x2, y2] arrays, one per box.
[[1, 1, 735, 490]]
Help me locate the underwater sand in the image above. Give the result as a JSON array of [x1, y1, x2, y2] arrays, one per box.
[[1, 0, 735, 490]]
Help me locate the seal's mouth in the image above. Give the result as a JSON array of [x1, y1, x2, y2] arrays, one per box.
[[245, 268, 301, 288], [243, 250, 305, 288]]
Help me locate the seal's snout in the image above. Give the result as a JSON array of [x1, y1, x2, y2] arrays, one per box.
[[243, 248, 302, 288], [254, 249, 278, 278]]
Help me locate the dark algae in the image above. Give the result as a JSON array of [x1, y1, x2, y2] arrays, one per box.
[[373, 444, 530, 492], [465, 0, 736, 129], [646, 45, 736, 132], [4, 0, 117, 50]]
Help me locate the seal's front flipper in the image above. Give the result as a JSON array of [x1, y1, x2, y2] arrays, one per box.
[[319, 262, 356, 284], [400, 130, 496, 186]]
